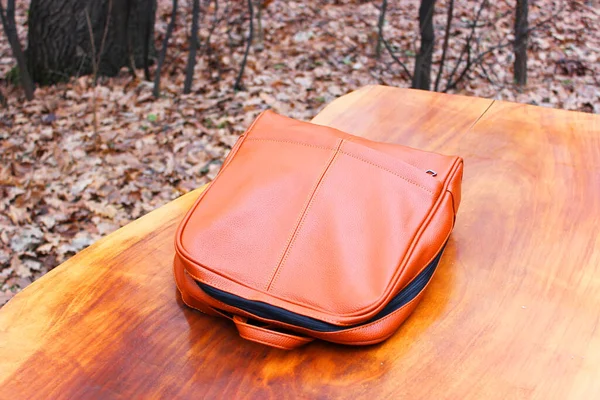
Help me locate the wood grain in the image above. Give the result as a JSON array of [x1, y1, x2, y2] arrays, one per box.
[[1, 86, 599, 399]]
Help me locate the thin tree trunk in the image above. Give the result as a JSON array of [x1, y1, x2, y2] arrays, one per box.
[[153, 0, 177, 97], [434, 0, 453, 92], [514, 0, 528, 86], [233, 0, 253, 91], [412, 0, 436, 90], [84, 7, 98, 137], [254, 1, 264, 50], [0, 0, 34, 100], [183, 0, 200, 94], [375, 0, 387, 59]]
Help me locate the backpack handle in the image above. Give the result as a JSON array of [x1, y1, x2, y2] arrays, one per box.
[[232, 316, 313, 350]]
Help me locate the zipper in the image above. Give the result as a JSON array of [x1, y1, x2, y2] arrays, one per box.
[[198, 243, 446, 332]]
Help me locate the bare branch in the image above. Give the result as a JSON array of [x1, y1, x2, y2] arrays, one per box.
[[444, 0, 488, 92], [375, 0, 387, 59], [434, 0, 453, 92], [377, 0, 412, 80], [380, 38, 412, 80], [95, 0, 113, 85], [444, 0, 564, 92]]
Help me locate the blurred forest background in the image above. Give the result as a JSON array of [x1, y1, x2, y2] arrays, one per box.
[[0, 0, 598, 304]]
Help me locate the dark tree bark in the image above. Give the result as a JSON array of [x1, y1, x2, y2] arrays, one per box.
[[183, 0, 200, 94], [514, 0, 528, 86], [141, 0, 153, 80], [153, 0, 177, 97], [26, 0, 156, 85], [0, 0, 35, 100], [123, 0, 136, 77], [412, 0, 436, 90]]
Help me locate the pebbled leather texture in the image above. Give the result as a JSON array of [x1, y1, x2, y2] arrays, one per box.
[[174, 110, 463, 348], [233, 316, 314, 350]]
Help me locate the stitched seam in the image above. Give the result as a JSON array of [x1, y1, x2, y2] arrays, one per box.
[[339, 151, 434, 194], [245, 138, 335, 151], [265, 139, 344, 292], [237, 334, 305, 350], [345, 136, 425, 174], [245, 139, 435, 193]]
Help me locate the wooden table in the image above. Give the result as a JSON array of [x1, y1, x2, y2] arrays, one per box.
[[1, 86, 599, 399]]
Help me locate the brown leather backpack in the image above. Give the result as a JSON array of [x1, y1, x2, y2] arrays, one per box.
[[174, 110, 463, 349]]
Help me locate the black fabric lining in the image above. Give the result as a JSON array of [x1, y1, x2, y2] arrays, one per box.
[[197, 244, 446, 332]]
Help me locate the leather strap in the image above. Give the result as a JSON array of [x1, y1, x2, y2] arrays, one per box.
[[232, 316, 313, 350], [177, 257, 313, 349], [179, 290, 224, 317]]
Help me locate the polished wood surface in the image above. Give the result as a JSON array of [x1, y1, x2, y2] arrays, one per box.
[[1, 85, 599, 399]]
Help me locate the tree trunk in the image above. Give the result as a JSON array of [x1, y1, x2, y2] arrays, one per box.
[[183, 0, 200, 94], [153, 0, 177, 97], [0, 0, 35, 100], [233, 0, 253, 91], [254, 1, 264, 51], [412, 0, 436, 90], [26, 0, 157, 85], [514, 0, 528, 86]]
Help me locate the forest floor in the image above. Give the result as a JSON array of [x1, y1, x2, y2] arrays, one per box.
[[0, 0, 598, 305]]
